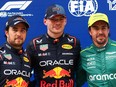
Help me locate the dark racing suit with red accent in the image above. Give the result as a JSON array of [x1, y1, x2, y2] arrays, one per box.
[[26, 34, 84, 87], [0, 42, 31, 87]]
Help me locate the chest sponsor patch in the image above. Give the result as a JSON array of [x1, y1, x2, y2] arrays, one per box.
[[62, 44, 72, 49], [23, 57, 29, 62], [4, 54, 12, 60], [40, 44, 48, 51]]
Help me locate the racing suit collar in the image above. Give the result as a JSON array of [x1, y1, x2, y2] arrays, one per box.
[[46, 33, 65, 44], [5, 42, 24, 55], [93, 38, 110, 52]]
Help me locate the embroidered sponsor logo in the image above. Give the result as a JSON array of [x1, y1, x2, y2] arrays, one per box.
[[4, 69, 30, 77], [40, 44, 48, 51], [4, 54, 12, 60], [43, 67, 71, 79], [89, 73, 116, 81], [40, 79, 74, 87], [62, 52, 73, 55], [3, 61, 15, 65], [24, 64, 30, 68], [106, 52, 116, 54], [62, 44, 72, 49], [23, 57, 29, 62], [5, 77, 28, 87], [36, 39, 42, 44], [67, 38, 74, 43], [39, 59, 73, 67], [38, 52, 50, 57]]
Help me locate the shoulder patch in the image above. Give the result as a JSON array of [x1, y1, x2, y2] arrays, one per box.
[[67, 34, 77, 47], [81, 46, 93, 53]]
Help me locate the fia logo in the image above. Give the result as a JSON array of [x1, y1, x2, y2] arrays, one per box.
[[68, 0, 98, 17], [107, 0, 116, 10], [0, 1, 32, 11]]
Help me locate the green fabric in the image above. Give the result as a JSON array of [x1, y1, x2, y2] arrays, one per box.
[[81, 38, 116, 87]]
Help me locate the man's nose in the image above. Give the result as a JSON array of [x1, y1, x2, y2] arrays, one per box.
[[16, 31, 22, 36]]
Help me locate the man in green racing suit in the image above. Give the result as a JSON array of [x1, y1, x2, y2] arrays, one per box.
[[81, 13, 116, 87]]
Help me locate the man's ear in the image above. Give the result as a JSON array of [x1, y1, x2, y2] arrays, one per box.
[[5, 30, 8, 37], [43, 19, 47, 25]]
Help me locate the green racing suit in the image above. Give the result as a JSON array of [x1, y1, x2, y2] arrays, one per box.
[[81, 38, 116, 87]]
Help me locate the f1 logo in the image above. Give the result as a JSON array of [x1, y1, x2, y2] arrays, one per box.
[[0, 1, 32, 11]]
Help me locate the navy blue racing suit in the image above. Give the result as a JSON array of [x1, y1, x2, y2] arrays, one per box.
[[0, 42, 31, 87], [26, 34, 84, 87]]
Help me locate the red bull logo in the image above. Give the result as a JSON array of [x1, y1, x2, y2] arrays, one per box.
[[5, 77, 28, 87], [43, 67, 71, 79], [40, 79, 74, 87]]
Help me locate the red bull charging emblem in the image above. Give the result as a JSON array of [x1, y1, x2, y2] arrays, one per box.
[[5, 77, 28, 87], [43, 67, 71, 79]]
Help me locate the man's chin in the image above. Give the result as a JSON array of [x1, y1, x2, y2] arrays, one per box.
[[97, 40, 106, 45], [15, 42, 23, 46]]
